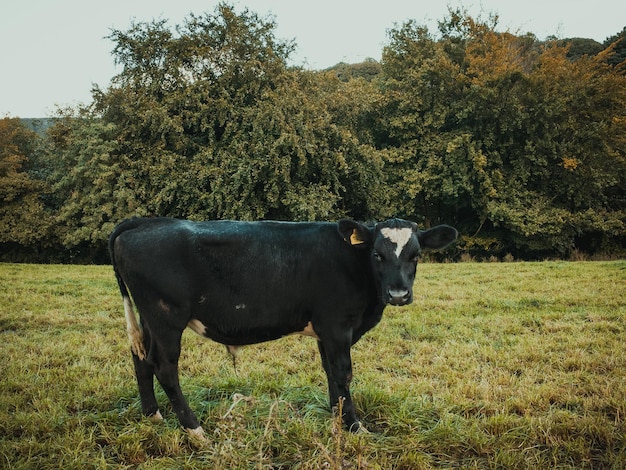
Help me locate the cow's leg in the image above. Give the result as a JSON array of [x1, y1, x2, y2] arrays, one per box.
[[317, 333, 362, 432], [151, 329, 204, 437], [317, 341, 339, 410], [131, 346, 161, 421]]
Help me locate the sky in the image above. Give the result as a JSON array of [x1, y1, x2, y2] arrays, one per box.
[[1, 0, 624, 118]]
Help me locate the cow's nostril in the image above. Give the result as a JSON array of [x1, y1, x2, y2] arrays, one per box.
[[388, 288, 410, 305]]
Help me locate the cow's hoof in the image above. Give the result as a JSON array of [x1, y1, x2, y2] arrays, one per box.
[[349, 421, 370, 434], [149, 410, 164, 423], [185, 426, 207, 444]]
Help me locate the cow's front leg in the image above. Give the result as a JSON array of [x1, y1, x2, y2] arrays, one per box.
[[317, 333, 362, 432], [317, 341, 340, 412]]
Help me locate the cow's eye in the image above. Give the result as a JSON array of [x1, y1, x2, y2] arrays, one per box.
[[373, 251, 383, 262], [410, 254, 420, 263]]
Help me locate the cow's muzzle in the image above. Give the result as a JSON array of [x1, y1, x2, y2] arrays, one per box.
[[387, 288, 412, 306]]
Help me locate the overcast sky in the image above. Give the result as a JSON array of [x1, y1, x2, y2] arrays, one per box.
[[1, 0, 624, 117]]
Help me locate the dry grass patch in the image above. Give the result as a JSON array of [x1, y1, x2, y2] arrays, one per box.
[[1, 261, 624, 468]]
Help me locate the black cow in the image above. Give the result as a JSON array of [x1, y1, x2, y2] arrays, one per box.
[[109, 217, 457, 438]]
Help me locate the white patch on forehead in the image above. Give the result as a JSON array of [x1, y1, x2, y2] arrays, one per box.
[[380, 227, 413, 258]]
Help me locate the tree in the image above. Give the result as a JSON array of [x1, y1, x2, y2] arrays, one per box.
[[29, 5, 626, 260], [378, 9, 626, 257], [603, 26, 626, 69], [555, 38, 604, 61], [378, 16, 482, 227], [327, 59, 382, 82], [49, 3, 387, 258], [0, 117, 54, 258]]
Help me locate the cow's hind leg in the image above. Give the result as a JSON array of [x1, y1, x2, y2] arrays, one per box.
[[131, 324, 162, 422], [124, 298, 161, 422], [149, 328, 204, 438]]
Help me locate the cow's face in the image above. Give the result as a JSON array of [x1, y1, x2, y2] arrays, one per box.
[[339, 219, 458, 306]]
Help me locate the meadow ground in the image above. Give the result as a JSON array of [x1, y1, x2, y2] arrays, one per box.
[[0, 261, 624, 469]]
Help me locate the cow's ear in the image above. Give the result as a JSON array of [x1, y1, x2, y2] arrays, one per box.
[[338, 220, 371, 247], [418, 225, 458, 251]]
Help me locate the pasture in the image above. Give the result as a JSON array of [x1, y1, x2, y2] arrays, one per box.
[[0, 261, 624, 469]]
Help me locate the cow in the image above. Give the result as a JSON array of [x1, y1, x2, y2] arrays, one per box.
[[109, 217, 457, 438]]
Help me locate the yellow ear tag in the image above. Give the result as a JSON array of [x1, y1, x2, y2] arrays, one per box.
[[350, 229, 366, 245]]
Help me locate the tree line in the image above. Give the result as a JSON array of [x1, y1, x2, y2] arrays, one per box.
[[2, 4, 625, 263]]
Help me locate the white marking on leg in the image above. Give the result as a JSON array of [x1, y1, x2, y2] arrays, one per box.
[[186, 426, 207, 442], [351, 421, 370, 434], [380, 227, 413, 258], [124, 296, 146, 360], [187, 318, 207, 336], [149, 410, 163, 423]]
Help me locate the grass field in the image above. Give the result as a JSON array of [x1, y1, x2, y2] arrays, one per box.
[[0, 261, 625, 469]]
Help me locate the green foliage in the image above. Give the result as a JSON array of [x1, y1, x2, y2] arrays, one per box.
[[1, 261, 624, 467], [4, 4, 625, 260], [559, 37, 604, 60], [603, 26, 626, 68], [377, 9, 626, 256], [42, 3, 386, 260], [327, 58, 383, 82], [0, 118, 55, 255]]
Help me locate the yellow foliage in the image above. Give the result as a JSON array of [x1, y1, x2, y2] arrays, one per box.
[[561, 157, 579, 171], [466, 30, 534, 84]]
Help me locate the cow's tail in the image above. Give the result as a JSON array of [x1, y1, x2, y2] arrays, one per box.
[[109, 219, 147, 360]]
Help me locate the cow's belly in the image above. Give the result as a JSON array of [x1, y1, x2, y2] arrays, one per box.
[[187, 318, 319, 345], [184, 270, 370, 346], [186, 302, 315, 345]]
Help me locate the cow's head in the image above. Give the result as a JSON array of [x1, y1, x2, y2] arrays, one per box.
[[339, 219, 458, 306]]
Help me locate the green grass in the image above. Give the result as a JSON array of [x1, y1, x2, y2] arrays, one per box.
[[1, 261, 625, 468]]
